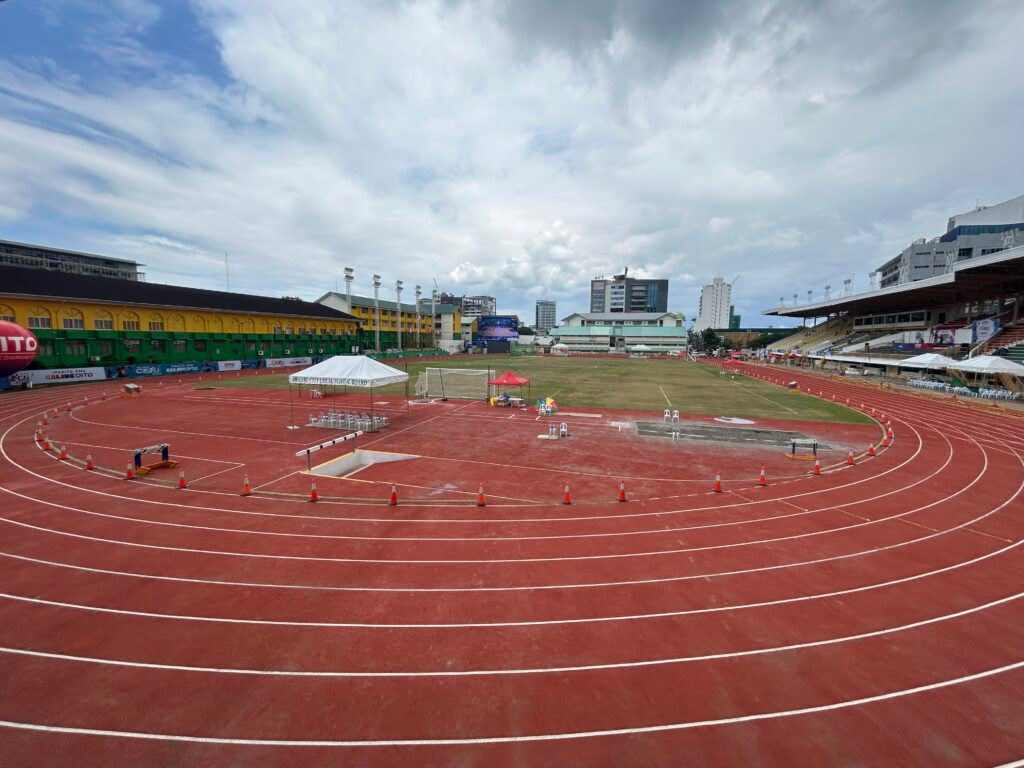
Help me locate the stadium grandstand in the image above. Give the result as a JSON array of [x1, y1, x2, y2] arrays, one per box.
[[764, 243, 1024, 387], [0, 263, 360, 371]]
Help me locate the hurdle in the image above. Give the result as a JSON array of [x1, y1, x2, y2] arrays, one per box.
[[132, 443, 177, 475]]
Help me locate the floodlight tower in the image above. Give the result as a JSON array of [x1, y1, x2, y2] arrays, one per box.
[[431, 281, 438, 349], [415, 285, 422, 349], [372, 274, 382, 353], [825, 284, 831, 300], [395, 280, 404, 352]]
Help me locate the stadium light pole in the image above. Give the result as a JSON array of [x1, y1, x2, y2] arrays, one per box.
[[431, 288, 438, 349], [395, 280, 403, 352], [344, 267, 354, 351], [415, 285, 422, 350], [372, 274, 381, 353]]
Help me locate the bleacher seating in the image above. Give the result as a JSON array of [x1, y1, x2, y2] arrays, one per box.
[[768, 316, 852, 355]]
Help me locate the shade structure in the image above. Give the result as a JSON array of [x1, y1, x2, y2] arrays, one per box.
[[899, 352, 959, 369], [947, 355, 1024, 376], [488, 371, 530, 386], [288, 355, 409, 387]]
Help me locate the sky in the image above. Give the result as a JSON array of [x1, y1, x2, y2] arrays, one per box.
[[1, 0, 1022, 327]]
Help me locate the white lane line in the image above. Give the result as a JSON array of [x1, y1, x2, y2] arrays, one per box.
[[0, 425, 981, 560], [3, 407, 932, 526], [59, 441, 241, 465], [0, 591, 1018, 677], [1, 525, 1021, 628], [190, 463, 246, 485], [0, 660, 1021, 746], [252, 470, 298, 491], [69, 411, 306, 446]]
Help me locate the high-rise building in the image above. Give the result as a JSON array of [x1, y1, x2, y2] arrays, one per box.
[[460, 295, 496, 318], [695, 277, 732, 330], [0, 239, 143, 281], [535, 300, 556, 334], [589, 268, 668, 313]]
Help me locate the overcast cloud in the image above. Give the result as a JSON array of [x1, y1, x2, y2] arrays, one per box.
[[0, 0, 1022, 324]]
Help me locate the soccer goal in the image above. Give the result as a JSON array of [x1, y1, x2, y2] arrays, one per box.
[[415, 368, 491, 401]]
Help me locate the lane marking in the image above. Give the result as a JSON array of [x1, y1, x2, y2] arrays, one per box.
[[0, 660, 1021, 745], [0, 592, 1018, 677]]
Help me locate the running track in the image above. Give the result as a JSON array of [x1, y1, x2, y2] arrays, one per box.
[[0, 364, 1022, 766]]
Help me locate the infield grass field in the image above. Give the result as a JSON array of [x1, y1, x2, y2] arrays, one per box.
[[205, 356, 871, 424]]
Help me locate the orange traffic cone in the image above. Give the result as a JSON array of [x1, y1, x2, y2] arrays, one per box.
[[177, 471, 187, 490], [812, 459, 821, 476], [41, 415, 48, 427], [241, 475, 252, 496], [85, 454, 95, 471], [125, 463, 135, 480], [476, 485, 487, 507], [847, 450, 855, 466], [389, 485, 399, 506], [758, 467, 768, 487], [309, 479, 319, 502], [887, 428, 894, 439], [42, 436, 52, 452], [868, 444, 876, 457], [562, 483, 572, 505], [713, 473, 723, 493], [617, 481, 627, 503], [58, 444, 69, 461]]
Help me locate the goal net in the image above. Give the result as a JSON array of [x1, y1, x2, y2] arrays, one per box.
[[415, 368, 491, 400]]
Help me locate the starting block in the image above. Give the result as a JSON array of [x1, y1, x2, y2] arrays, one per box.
[[133, 443, 177, 475]]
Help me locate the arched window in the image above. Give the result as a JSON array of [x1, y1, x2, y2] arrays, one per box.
[[27, 307, 52, 329], [0, 304, 15, 322], [120, 311, 140, 331], [190, 314, 207, 332], [61, 308, 85, 330], [207, 316, 224, 333], [168, 313, 186, 331], [148, 313, 165, 332], [94, 309, 114, 330]]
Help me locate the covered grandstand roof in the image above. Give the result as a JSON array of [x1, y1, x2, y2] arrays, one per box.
[[764, 246, 1024, 319], [0, 264, 357, 321]]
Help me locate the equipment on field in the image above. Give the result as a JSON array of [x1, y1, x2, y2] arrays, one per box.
[[133, 443, 176, 475], [415, 368, 490, 401]]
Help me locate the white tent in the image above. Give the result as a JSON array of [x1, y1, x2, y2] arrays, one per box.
[[289, 355, 409, 387], [947, 355, 1024, 376], [899, 352, 959, 369]]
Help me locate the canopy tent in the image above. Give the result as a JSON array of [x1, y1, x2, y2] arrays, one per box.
[[947, 355, 1024, 375], [289, 355, 409, 387], [285, 355, 410, 429], [899, 352, 959, 369], [488, 371, 530, 386], [488, 370, 530, 400]]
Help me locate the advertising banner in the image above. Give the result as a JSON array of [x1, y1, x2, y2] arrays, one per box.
[[973, 318, 1000, 345], [8, 367, 107, 386], [216, 360, 242, 372], [266, 356, 313, 369]]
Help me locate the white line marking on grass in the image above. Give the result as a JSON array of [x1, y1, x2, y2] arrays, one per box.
[[0, 661, 1021, 745], [0, 591, 1018, 677], [658, 385, 672, 406]]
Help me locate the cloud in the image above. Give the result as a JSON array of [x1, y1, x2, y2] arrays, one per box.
[[0, 0, 1022, 325]]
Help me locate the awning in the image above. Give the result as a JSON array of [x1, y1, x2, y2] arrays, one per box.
[[899, 352, 959, 369], [947, 355, 1024, 376], [288, 355, 409, 387]]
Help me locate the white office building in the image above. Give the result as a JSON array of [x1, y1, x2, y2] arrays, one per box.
[[695, 277, 732, 330], [535, 300, 557, 333]]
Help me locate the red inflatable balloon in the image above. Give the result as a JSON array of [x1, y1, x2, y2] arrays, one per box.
[[0, 321, 38, 376]]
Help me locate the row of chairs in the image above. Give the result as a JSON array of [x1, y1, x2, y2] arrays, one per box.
[[308, 411, 390, 431], [909, 379, 1020, 401]]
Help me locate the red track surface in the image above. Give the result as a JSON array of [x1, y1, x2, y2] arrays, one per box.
[[0, 364, 1022, 766]]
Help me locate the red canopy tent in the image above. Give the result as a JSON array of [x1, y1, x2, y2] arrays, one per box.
[[488, 371, 531, 400]]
